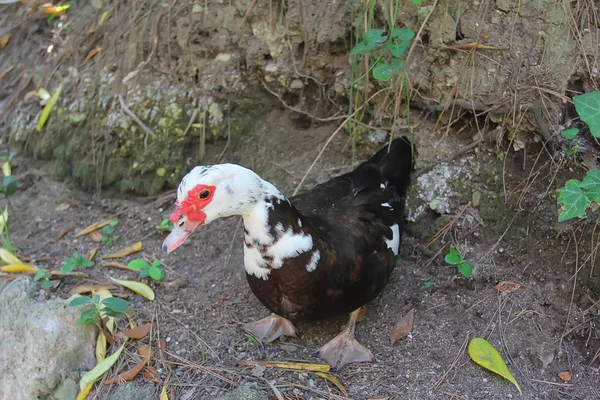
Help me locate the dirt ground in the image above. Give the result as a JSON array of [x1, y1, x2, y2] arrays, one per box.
[[7, 108, 600, 400]]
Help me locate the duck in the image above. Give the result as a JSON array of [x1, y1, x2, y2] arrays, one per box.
[[162, 137, 413, 369]]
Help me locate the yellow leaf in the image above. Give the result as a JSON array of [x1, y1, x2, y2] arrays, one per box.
[[103, 242, 143, 259], [160, 385, 169, 400], [84, 47, 102, 63], [2, 161, 11, 177], [110, 277, 155, 301], [37, 84, 63, 132], [79, 342, 126, 390], [0, 248, 22, 265], [75, 382, 92, 400], [95, 288, 115, 332], [96, 331, 107, 362], [1, 264, 38, 273], [468, 338, 521, 393], [0, 207, 7, 234], [98, 8, 114, 28], [315, 372, 348, 397], [74, 219, 114, 237], [37, 88, 51, 101]]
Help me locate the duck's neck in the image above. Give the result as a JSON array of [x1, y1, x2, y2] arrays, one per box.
[[241, 183, 315, 280]]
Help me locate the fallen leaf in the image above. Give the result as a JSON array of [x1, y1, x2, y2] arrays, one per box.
[[104, 345, 153, 384], [102, 262, 130, 270], [234, 360, 330, 372], [110, 277, 155, 301], [79, 342, 126, 390], [495, 281, 522, 294], [143, 365, 159, 382], [56, 225, 74, 241], [157, 338, 167, 357], [0, 248, 22, 265], [90, 231, 102, 242], [161, 384, 169, 400], [558, 371, 572, 382], [468, 338, 521, 393], [1, 161, 10, 177], [0, 33, 10, 49], [37, 84, 63, 132], [117, 322, 155, 340], [98, 8, 114, 28], [84, 47, 102, 63], [55, 202, 70, 212], [75, 219, 114, 238], [103, 242, 143, 259], [1, 264, 38, 273], [315, 372, 348, 397], [390, 308, 415, 345], [75, 382, 92, 400], [85, 26, 95, 36], [87, 246, 99, 261], [96, 331, 107, 362], [69, 284, 117, 295]]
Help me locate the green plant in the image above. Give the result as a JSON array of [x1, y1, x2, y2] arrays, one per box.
[[34, 269, 52, 289], [557, 91, 600, 221], [245, 333, 260, 346], [418, 278, 433, 291], [61, 252, 93, 274], [156, 218, 174, 232], [70, 295, 129, 327], [101, 220, 119, 247], [445, 247, 473, 278], [127, 259, 165, 281]]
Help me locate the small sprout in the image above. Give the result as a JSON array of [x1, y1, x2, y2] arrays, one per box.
[[445, 247, 473, 278], [418, 278, 433, 291], [70, 294, 130, 327], [61, 252, 93, 274], [128, 259, 165, 281], [100, 220, 119, 247], [34, 268, 52, 289], [156, 218, 174, 232]]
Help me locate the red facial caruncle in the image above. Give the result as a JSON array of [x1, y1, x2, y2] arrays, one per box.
[[170, 184, 216, 223]]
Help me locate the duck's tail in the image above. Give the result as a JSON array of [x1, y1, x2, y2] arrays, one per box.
[[369, 137, 414, 197]]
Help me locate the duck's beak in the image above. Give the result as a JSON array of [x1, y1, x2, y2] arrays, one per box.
[[162, 216, 202, 253]]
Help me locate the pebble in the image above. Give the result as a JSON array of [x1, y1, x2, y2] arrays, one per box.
[[290, 79, 304, 90]]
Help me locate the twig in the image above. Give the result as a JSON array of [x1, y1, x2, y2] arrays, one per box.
[[236, 0, 258, 35], [182, 108, 199, 137], [118, 95, 156, 137]]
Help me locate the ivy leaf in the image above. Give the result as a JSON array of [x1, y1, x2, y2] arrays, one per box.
[[573, 92, 600, 138], [385, 41, 409, 58], [444, 247, 463, 265], [468, 338, 521, 393], [148, 265, 165, 281], [390, 58, 403, 70], [364, 29, 388, 45], [391, 27, 415, 41], [373, 63, 395, 81], [557, 179, 591, 221], [350, 41, 376, 55], [458, 262, 473, 278], [560, 128, 579, 139], [2, 175, 17, 196], [128, 259, 150, 271], [580, 169, 600, 203]]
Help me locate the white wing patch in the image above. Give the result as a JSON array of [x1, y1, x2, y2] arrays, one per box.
[[381, 202, 392, 208], [268, 227, 313, 269], [384, 224, 400, 256], [380, 183, 386, 189], [306, 250, 320, 272]]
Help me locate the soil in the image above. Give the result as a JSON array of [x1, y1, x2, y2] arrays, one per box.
[[7, 108, 600, 400]]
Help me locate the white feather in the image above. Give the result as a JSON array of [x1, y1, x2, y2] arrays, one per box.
[[306, 250, 320, 272], [384, 224, 400, 256]]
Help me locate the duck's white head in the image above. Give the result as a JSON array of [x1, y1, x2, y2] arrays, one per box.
[[162, 164, 282, 253]]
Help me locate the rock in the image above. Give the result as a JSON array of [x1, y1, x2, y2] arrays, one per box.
[[218, 382, 267, 400], [0, 278, 96, 400], [367, 130, 388, 144], [106, 382, 156, 400], [289, 79, 304, 90]]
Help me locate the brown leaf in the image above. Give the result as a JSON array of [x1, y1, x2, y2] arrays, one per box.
[[90, 231, 102, 242], [143, 365, 159, 382], [84, 47, 102, 63], [75, 219, 114, 237], [0, 34, 10, 50], [558, 371, 572, 382], [68, 284, 117, 295], [102, 261, 130, 270], [104, 346, 153, 385], [117, 323, 155, 340], [495, 281, 522, 294], [138, 345, 154, 361], [103, 242, 143, 259], [55, 202, 70, 212], [56, 225, 74, 241], [390, 308, 415, 345], [87, 246, 99, 261]]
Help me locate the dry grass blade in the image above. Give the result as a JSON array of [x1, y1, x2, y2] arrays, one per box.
[[103, 242, 143, 259], [234, 360, 330, 372], [84, 47, 102, 62], [390, 308, 415, 345], [314, 372, 349, 397]]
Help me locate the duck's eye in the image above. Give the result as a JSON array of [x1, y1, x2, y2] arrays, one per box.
[[199, 190, 211, 199]]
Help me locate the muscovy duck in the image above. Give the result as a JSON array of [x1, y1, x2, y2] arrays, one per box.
[[162, 138, 413, 369]]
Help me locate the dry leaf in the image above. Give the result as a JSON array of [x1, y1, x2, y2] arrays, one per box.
[[0, 34, 10, 50], [495, 281, 522, 294], [157, 338, 168, 357], [90, 231, 102, 242], [103, 242, 143, 259], [69, 284, 117, 295], [87, 246, 99, 261], [440, 42, 508, 51], [104, 345, 153, 384], [160, 384, 169, 400], [56, 226, 74, 241], [75, 219, 114, 237], [55, 202, 70, 212], [143, 365, 159, 382], [390, 308, 415, 345], [234, 360, 330, 372], [315, 372, 348, 397], [102, 262, 129, 270], [558, 371, 572, 382], [110, 277, 155, 300], [117, 322, 155, 340], [85, 26, 95, 36], [84, 47, 102, 63]]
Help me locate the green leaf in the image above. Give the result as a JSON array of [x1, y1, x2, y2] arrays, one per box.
[[468, 338, 521, 393], [70, 296, 94, 307], [139, 268, 150, 278], [573, 91, 600, 138], [148, 265, 165, 281], [108, 220, 119, 227], [418, 278, 433, 291], [101, 297, 129, 313], [151, 260, 161, 268], [364, 29, 388, 45], [395, 254, 403, 262], [40, 280, 52, 289], [458, 262, 473, 278], [557, 179, 591, 221], [373, 63, 395, 81], [77, 309, 99, 326], [61, 263, 75, 274], [101, 225, 114, 235], [128, 259, 150, 271], [2, 176, 17, 196], [411, 0, 423, 4], [580, 169, 600, 203], [34, 269, 47, 281], [245, 333, 261, 346], [79, 342, 126, 390], [390, 58, 403, 70], [444, 247, 463, 265], [391, 27, 415, 41], [350, 42, 376, 55], [385, 41, 409, 58], [560, 128, 579, 139]]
